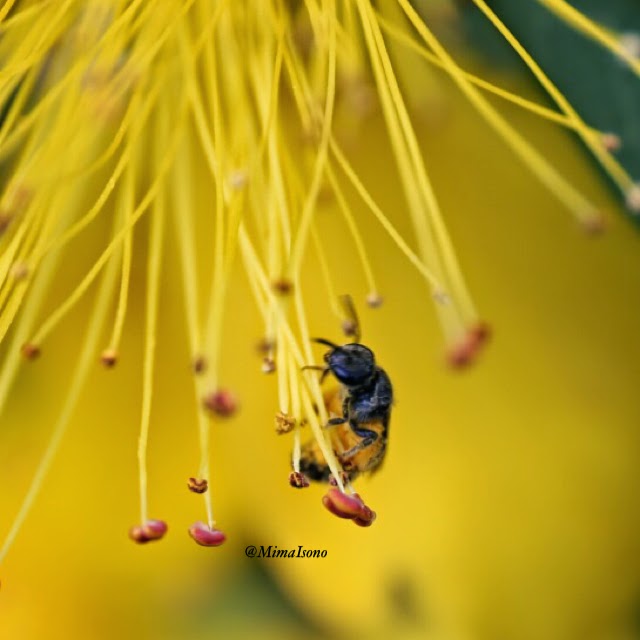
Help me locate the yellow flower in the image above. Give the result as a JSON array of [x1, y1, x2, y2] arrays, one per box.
[[1, 1, 639, 638]]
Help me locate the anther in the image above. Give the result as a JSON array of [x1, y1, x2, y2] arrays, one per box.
[[366, 292, 384, 308], [322, 488, 369, 520], [128, 519, 168, 544], [468, 322, 491, 349], [626, 183, 640, 214], [188, 521, 226, 547], [618, 32, 640, 60], [202, 389, 239, 418], [341, 319, 358, 338], [289, 471, 310, 488], [256, 338, 275, 354], [447, 338, 475, 369], [581, 213, 607, 236], [100, 349, 118, 368], [601, 132, 621, 152], [353, 505, 377, 527], [21, 343, 40, 360], [187, 477, 209, 494], [447, 323, 491, 368], [261, 357, 276, 374], [192, 355, 207, 375], [275, 411, 296, 434], [272, 278, 293, 296]]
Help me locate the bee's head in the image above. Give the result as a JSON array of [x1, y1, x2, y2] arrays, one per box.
[[314, 339, 376, 387]]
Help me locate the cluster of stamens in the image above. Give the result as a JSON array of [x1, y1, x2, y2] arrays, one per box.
[[1, 0, 636, 575]]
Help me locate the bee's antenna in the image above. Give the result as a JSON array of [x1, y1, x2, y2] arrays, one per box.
[[312, 337, 342, 349]]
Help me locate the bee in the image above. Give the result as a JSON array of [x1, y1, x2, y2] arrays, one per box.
[[299, 296, 393, 482]]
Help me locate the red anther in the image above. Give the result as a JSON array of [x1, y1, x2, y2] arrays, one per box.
[[468, 322, 491, 349], [446, 338, 476, 368], [322, 488, 366, 519], [365, 292, 384, 308], [128, 525, 150, 543], [289, 471, 310, 488], [202, 389, 238, 417], [187, 477, 209, 494], [447, 323, 491, 368], [100, 349, 118, 368], [21, 343, 40, 360], [142, 519, 168, 540], [353, 505, 377, 527], [129, 519, 168, 544], [322, 494, 355, 519], [188, 521, 226, 547]]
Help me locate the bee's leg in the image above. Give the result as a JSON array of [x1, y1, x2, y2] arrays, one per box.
[[340, 425, 378, 459], [301, 365, 330, 384], [324, 416, 347, 429], [324, 398, 350, 429]]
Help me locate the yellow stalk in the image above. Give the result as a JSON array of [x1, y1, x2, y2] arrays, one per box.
[[137, 151, 165, 524]]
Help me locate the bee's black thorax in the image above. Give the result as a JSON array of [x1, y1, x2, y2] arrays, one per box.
[[346, 366, 393, 429]]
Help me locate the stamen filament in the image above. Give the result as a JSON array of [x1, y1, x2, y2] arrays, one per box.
[[137, 160, 165, 525]]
